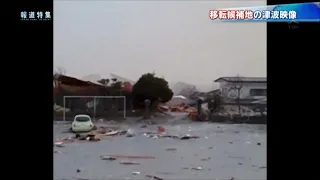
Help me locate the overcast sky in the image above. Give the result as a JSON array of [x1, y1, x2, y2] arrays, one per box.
[[54, 0, 266, 90]]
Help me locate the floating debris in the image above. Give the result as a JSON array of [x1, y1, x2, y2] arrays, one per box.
[[157, 126, 166, 134], [201, 157, 211, 161], [126, 134, 135, 137], [166, 148, 177, 151], [257, 142, 261, 146], [54, 150, 61, 154], [54, 142, 65, 148], [156, 172, 176, 175], [55, 136, 74, 143], [160, 135, 180, 139], [107, 155, 155, 159], [104, 130, 120, 137], [120, 161, 140, 165], [126, 129, 136, 137], [191, 166, 203, 170], [180, 134, 199, 140], [145, 175, 164, 180], [132, 171, 141, 175], [100, 156, 116, 161]]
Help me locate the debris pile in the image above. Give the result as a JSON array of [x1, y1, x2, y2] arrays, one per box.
[[157, 103, 203, 121], [54, 125, 201, 146], [215, 105, 258, 117], [158, 103, 197, 114]]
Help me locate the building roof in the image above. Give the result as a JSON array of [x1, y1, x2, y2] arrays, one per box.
[[55, 74, 102, 87], [214, 77, 266, 83]]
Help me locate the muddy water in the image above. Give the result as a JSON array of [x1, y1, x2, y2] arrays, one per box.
[[54, 119, 266, 180]]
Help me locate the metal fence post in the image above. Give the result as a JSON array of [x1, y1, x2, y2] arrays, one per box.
[[93, 97, 96, 121], [63, 96, 65, 121]]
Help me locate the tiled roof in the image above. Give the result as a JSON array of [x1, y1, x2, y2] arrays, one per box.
[[214, 77, 266, 83]]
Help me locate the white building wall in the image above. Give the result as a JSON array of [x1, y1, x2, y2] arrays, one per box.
[[219, 82, 266, 100]]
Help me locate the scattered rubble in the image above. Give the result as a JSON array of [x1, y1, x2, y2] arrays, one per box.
[[100, 156, 116, 161], [145, 175, 164, 180], [140, 124, 147, 128], [180, 134, 199, 140], [119, 161, 140, 165], [166, 148, 177, 151], [200, 157, 211, 161], [182, 166, 206, 171], [106, 155, 155, 159], [54, 142, 65, 148], [56, 124, 204, 147], [54, 150, 61, 154], [126, 128, 136, 137], [55, 124, 263, 179], [132, 171, 141, 175], [191, 166, 203, 171]]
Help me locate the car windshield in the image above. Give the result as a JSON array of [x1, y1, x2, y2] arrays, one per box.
[[75, 116, 90, 122]]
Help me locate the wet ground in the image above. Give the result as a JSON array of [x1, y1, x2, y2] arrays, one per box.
[[54, 117, 266, 180]]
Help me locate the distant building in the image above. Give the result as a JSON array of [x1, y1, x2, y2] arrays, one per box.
[[214, 76, 266, 103]]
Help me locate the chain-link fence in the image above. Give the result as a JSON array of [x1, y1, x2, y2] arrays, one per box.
[[60, 96, 127, 121]]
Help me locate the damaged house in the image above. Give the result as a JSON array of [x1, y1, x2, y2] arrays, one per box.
[[214, 76, 267, 104], [53, 74, 133, 119]]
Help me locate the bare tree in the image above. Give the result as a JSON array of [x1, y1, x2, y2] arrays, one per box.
[[98, 78, 110, 87], [229, 75, 243, 116], [54, 66, 66, 79], [111, 78, 117, 82]]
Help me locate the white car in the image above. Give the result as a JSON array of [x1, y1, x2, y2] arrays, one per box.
[[71, 114, 94, 133]]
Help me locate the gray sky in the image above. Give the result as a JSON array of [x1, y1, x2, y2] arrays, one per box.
[[54, 0, 266, 90]]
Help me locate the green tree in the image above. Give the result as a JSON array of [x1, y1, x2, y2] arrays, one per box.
[[132, 73, 173, 109]]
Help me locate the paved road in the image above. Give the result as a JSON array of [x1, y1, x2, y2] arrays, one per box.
[[54, 119, 266, 180]]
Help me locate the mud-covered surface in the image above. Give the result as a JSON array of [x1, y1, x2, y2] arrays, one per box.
[[54, 117, 266, 180]]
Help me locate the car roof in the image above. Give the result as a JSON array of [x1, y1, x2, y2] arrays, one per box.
[[74, 114, 91, 118]]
